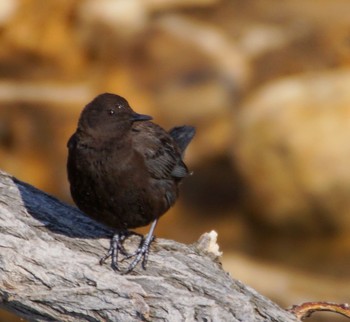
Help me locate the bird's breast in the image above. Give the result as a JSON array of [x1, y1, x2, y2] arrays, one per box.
[[68, 137, 178, 229]]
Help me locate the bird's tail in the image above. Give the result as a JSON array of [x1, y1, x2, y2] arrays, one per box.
[[169, 126, 196, 154]]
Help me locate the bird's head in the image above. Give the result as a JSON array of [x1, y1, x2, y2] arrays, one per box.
[[78, 93, 152, 136]]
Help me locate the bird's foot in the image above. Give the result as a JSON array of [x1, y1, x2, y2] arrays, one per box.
[[122, 234, 155, 274], [101, 220, 158, 274], [99, 230, 142, 271]]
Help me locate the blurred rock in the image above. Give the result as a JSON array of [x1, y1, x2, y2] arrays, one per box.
[[233, 68, 350, 233], [0, 81, 91, 104], [0, 0, 18, 26], [155, 15, 250, 90], [229, 0, 350, 87], [148, 15, 248, 123], [78, 0, 148, 42], [239, 23, 298, 59], [79, 0, 222, 37], [147, 0, 221, 11]]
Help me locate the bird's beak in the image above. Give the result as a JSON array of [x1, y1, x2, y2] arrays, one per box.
[[131, 112, 153, 122]]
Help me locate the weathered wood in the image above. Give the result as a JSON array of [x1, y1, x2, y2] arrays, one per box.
[[0, 170, 298, 322]]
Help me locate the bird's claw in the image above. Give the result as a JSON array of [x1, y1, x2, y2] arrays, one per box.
[[121, 235, 155, 274], [100, 220, 158, 273], [99, 230, 143, 271]]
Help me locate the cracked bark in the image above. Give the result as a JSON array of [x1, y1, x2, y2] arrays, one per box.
[[0, 170, 298, 322]]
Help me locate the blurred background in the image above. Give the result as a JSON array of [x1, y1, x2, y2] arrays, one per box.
[[1, 0, 350, 321]]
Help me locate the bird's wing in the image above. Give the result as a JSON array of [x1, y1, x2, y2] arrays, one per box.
[[132, 122, 189, 180]]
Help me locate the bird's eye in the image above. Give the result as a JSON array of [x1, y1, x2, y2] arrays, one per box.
[[109, 109, 115, 115]]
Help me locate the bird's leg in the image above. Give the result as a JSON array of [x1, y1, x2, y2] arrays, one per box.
[[123, 219, 158, 274], [99, 230, 142, 271]]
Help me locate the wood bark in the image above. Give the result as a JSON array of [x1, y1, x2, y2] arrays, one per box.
[[0, 170, 298, 322]]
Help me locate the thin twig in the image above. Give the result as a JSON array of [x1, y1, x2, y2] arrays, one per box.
[[288, 301, 350, 320]]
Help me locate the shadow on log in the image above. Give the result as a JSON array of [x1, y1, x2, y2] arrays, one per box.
[[0, 170, 298, 321]]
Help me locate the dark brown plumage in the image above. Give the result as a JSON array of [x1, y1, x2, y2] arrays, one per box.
[[67, 93, 195, 273]]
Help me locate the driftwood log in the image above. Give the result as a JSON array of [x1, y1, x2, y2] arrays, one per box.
[[0, 170, 298, 322]]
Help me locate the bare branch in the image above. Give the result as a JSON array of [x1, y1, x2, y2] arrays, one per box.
[[0, 170, 297, 321], [289, 301, 350, 321]]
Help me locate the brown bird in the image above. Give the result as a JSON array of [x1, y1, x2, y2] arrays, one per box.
[[67, 93, 195, 273]]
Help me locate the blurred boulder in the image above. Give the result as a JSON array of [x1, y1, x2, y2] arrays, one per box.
[[233, 68, 350, 234]]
